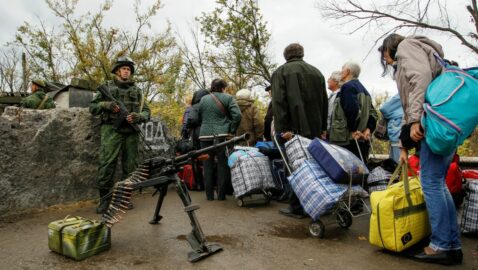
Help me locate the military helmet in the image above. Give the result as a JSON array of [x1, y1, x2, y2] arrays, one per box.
[[31, 79, 46, 88], [111, 56, 135, 74]]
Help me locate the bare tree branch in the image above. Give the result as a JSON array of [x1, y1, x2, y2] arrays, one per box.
[[320, 0, 478, 55]]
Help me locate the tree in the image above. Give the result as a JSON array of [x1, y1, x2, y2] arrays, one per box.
[[197, 0, 276, 91], [9, 0, 185, 103], [319, 0, 478, 55], [177, 25, 211, 90], [0, 47, 22, 93]]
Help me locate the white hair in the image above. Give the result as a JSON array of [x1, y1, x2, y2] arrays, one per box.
[[342, 61, 361, 79], [329, 71, 343, 86], [236, 88, 251, 99]]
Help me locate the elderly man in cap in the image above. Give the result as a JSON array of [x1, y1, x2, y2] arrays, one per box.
[[20, 79, 56, 109], [89, 56, 151, 214]]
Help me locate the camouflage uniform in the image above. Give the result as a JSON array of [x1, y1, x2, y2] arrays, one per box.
[[20, 89, 56, 109], [89, 78, 150, 189]]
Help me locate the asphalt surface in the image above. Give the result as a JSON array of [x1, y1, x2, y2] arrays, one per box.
[[0, 187, 477, 270]]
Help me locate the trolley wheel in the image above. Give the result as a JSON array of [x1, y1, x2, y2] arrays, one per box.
[[309, 220, 325, 238], [236, 198, 244, 207], [336, 209, 353, 228]]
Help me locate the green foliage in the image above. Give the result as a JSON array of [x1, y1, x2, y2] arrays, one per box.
[[197, 0, 276, 89], [12, 0, 184, 104], [149, 99, 185, 138]]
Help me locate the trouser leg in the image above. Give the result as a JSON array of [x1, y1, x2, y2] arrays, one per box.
[[201, 140, 215, 200], [419, 140, 460, 251], [96, 125, 123, 189], [216, 142, 229, 200], [122, 132, 139, 179]]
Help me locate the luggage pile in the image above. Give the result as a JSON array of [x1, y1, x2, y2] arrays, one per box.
[[369, 163, 431, 252], [461, 170, 478, 235], [280, 136, 369, 238], [284, 136, 312, 171], [366, 167, 392, 192], [307, 138, 369, 184], [289, 160, 366, 221], [255, 140, 292, 202], [228, 147, 276, 206]]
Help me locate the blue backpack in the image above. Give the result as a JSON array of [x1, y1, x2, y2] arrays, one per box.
[[422, 54, 478, 156]]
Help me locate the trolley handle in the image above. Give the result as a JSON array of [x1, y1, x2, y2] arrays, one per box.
[[272, 134, 293, 175]]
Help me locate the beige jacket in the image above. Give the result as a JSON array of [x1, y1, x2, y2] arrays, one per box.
[[395, 36, 444, 124], [235, 98, 264, 146]]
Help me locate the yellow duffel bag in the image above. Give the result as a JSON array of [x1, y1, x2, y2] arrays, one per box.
[[369, 163, 431, 252]]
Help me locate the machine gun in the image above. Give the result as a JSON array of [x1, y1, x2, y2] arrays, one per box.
[[102, 133, 249, 262]]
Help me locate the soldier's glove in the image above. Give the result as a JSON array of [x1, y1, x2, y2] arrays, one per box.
[[127, 112, 144, 124], [99, 101, 118, 111]]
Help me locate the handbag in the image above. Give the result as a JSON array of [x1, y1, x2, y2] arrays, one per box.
[[176, 137, 194, 154], [373, 118, 389, 141], [369, 163, 430, 252]]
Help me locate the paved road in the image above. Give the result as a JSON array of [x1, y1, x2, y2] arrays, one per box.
[[1, 188, 476, 270]]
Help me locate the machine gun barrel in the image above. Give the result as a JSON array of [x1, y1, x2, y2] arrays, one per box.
[[145, 133, 250, 172], [101, 133, 249, 262]]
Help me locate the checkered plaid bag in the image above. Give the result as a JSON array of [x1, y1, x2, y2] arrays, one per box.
[[461, 180, 478, 234], [231, 154, 276, 198], [289, 159, 367, 220], [366, 167, 392, 193], [368, 167, 392, 184], [368, 181, 388, 193], [285, 135, 312, 171]]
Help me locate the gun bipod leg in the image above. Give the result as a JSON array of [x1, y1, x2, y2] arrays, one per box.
[[174, 176, 223, 262], [149, 185, 168, 224]]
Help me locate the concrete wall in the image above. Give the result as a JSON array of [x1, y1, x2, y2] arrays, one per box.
[[0, 107, 174, 216]]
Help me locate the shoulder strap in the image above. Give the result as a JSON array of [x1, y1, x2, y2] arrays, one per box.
[[433, 52, 448, 68], [37, 94, 49, 109], [209, 92, 230, 119]]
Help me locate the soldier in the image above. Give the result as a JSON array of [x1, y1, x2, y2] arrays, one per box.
[[90, 56, 151, 214], [20, 79, 56, 109]]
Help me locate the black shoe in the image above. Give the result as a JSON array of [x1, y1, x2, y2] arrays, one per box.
[[279, 207, 306, 219], [96, 199, 110, 214], [350, 200, 364, 215], [447, 249, 463, 265], [96, 189, 111, 214], [414, 251, 454, 265]]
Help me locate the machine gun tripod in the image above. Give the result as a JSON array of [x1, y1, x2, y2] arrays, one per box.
[[102, 133, 248, 262]]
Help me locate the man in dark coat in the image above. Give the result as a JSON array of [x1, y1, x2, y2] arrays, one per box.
[[271, 43, 328, 218]]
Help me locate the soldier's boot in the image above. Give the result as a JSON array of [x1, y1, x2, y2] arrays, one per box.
[[96, 189, 111, 214]]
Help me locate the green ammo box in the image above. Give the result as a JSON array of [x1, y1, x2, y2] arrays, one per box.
[[48, 216, 111, 260]]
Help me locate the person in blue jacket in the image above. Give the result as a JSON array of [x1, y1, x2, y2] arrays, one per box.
[[379, 94, 403, 163]]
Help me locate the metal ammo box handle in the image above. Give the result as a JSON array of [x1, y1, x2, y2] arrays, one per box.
[[60, 215, 82, 223], [74, 219, 96, 228]]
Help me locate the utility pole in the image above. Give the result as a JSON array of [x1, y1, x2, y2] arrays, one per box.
[[21, 52, 29, 93]]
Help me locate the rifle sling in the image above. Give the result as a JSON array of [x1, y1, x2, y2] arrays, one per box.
[[37, 95, 49, 109]]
